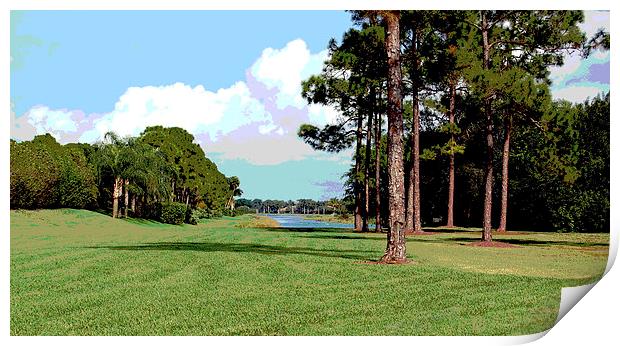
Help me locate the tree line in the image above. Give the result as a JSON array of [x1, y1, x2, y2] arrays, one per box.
[[298, 10, 609, 263], [10, 126, 242, 224], [235, 197, 348, 215]]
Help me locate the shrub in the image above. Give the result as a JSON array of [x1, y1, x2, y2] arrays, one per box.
[[210, 209, 224, 218], [141, 202, 162, 221], [233, 205, 254, 216], [191, 208, 211, 220], [10, 135, 98, 209], [160, 202, 187, 225], [185, 207, 198, 225]]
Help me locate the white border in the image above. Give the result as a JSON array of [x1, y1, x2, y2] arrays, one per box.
[[3, 1, 616, 345]]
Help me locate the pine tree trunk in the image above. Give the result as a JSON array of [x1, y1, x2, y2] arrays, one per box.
[[375, 92, 382, 233], [405, 30, 422, 234], [124, 179, 129, 218], [405, 161, 414, 231], [363, 105, 373, 232], [481, 12, 494, 242], [412, 95, 422, 233], [406, 92, 422, 233], [354, 112, 364, 231], [112, 176, 122, 218], [446, 80, 457, 228], [381, 12, 407, 263], [498, 116, 512, 232], [171, 180, 175, 202]]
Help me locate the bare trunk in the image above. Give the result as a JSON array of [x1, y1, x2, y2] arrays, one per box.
[[381, 12, 407, 263], [363, 99, 373, 232], [112, 176, 122, 218], [131, 195, 136, 214], [446, 80, 457, 228], [405, 29, 422, 234], [481, 12, 494, 242], [124, 179, 129, 218], [412, 96, 422, 233], [405, 161, 414, 231], [498, 116, 512, 232], [375, 92, 382, 233], [354, 112, 364, 231], [447, 156, 455, 227]]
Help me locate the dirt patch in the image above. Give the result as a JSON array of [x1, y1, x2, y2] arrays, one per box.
[[355, 259, 417, 265], [466, 241, 519, 248]]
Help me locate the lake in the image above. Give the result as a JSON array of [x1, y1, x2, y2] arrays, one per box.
[[263, 214, 354, 229]]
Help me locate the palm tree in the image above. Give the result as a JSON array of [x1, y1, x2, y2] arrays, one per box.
[[92, 132, 129, 218], [126, 138, 176, 216], [226, 176, 242, 211], [93, 132, 175, 218]]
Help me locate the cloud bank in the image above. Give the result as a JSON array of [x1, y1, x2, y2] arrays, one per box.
[[11, 39, 343, 165], [549, 11, 610, 103]]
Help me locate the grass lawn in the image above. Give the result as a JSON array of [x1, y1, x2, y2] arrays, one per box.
[[301, 213, 355, 224], [10, 209, 609, 335]]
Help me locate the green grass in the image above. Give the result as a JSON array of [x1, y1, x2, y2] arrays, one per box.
[[301, 213, 355, 224], [10, 209, 609, 335]]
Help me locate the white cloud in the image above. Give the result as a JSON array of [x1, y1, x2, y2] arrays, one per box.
[[549, 11, 610, 99], [552, 84, 608, 104], [250, 39, 329, 109], [11, 105, 88, 143], [308, 103, 341, 125], [579, 10, 610, 41], [11, 39, 343, 166], [79, 81, 269, 143], [548, 52, 583, 86]]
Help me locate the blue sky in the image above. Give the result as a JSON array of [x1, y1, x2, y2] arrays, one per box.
[[10, 10, 609, 201]]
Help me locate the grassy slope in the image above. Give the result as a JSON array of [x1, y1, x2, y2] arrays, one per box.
[[10, 209, 609, 336]]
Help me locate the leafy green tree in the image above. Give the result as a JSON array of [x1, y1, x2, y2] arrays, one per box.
[[400, 10, 440, 233], [10, 134, 97, 209], [300, 22, 387, 232], [139, 126, 230, 214], [462, 10, 585, 241]]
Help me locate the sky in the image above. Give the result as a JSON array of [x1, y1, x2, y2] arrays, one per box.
[[9, 10, 610, 201]]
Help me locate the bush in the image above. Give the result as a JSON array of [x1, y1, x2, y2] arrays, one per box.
[[233, 205, 254, 216], [161, 202, 187, 225], [185, 207, 198, 225], [191, 208, 212, 220], [10, 135, 98, 209], [210, 209, 224, 218]]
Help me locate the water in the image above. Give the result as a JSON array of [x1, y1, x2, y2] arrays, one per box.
[[263, 214, 354, 229]]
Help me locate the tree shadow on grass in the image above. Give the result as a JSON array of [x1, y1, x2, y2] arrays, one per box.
[[422, 227, 481, 234], [263, 227, 354, 233], [411, 236, 608, 248], [486, 238, 609, 247], [294, 234, 384, 241], [87, 241, 377, 261]]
